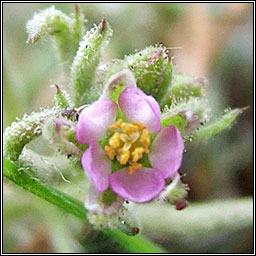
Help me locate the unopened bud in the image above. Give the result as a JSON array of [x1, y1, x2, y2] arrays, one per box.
[[163, 72, 207, 107], [124, 45, 172, 102], [71, 19, 112, 106]]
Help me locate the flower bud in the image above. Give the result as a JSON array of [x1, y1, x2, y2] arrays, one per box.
[[124, 45, 173, 102], [4, 107, 60, 161], [163, 72, 207, 107], [42, 117, 82, 158], [157, 174, 189, 210], [26, 6, 84, 70], [71, 18, 113, 106]]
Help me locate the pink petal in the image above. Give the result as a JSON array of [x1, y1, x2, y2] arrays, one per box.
[[109, 168, 165, 203], [81, 141, 111, 192], [76, 99, 117, 144], [149, 126, 184, 179], [118, 86, 161, 133]]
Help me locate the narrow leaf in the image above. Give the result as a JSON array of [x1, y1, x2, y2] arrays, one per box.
[[193, 108, 245, 141]]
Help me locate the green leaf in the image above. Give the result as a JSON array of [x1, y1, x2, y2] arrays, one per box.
[[193, 108, 245, 141], [3, 157, 87, 220]]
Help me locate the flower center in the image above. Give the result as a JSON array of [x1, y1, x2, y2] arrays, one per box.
[[104, 119, 151, 174]]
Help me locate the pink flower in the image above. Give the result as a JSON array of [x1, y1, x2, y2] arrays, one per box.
[[76, 76, 184, 203]]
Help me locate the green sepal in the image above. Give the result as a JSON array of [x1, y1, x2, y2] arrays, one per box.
[[161, 97, 211, 136], [168, 182, 189, 205], [161, 115, 187, 132], [99, 188, 118, 206], [54, 84, 70, 108]]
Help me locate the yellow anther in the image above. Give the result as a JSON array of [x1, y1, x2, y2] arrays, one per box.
[[144, 148, 150, 154], [109, 119, 123, 130], [122, 142, 132, 152], [128, 163, 142, 175], [120, 133, 130, 143], [129, 131, 140, 143], [140, 129, 150, 149], [106, 121, 151, 171], [132, 121, 146, 130], [121, 122, 138, 134], [104, 145, 115, 160], [109, 132, 121, 149], [119, 150, 130, 165], [131, 147, 144, 162]]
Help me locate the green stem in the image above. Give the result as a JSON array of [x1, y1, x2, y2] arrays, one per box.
[[3, 157, 166, 253]]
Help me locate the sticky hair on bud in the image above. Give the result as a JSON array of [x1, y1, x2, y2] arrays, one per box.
[[4, 107, 61, 161]]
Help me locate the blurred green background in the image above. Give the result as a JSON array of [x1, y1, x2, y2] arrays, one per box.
[[3, 3, 253, 253]]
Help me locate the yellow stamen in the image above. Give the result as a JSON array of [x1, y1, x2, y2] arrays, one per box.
[[104, 145, 115, 160], [132, 121, 146, 130], [140, 129, 150, 150], [109, 132, 121, 148], [132, 147, 144, 162], [122, 142, 132, 152], [144, 148, 150, 154], [105, 121, 151, 174], [120, 133, 130, 143], [119, 150, 130, 165], [121, 122, 138, 134], [128, 163, 142, 175], [129, 131, 140, 143], [109, 119, 123, 130]]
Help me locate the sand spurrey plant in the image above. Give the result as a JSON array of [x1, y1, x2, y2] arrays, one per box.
[[3, 5, 245, 242]]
